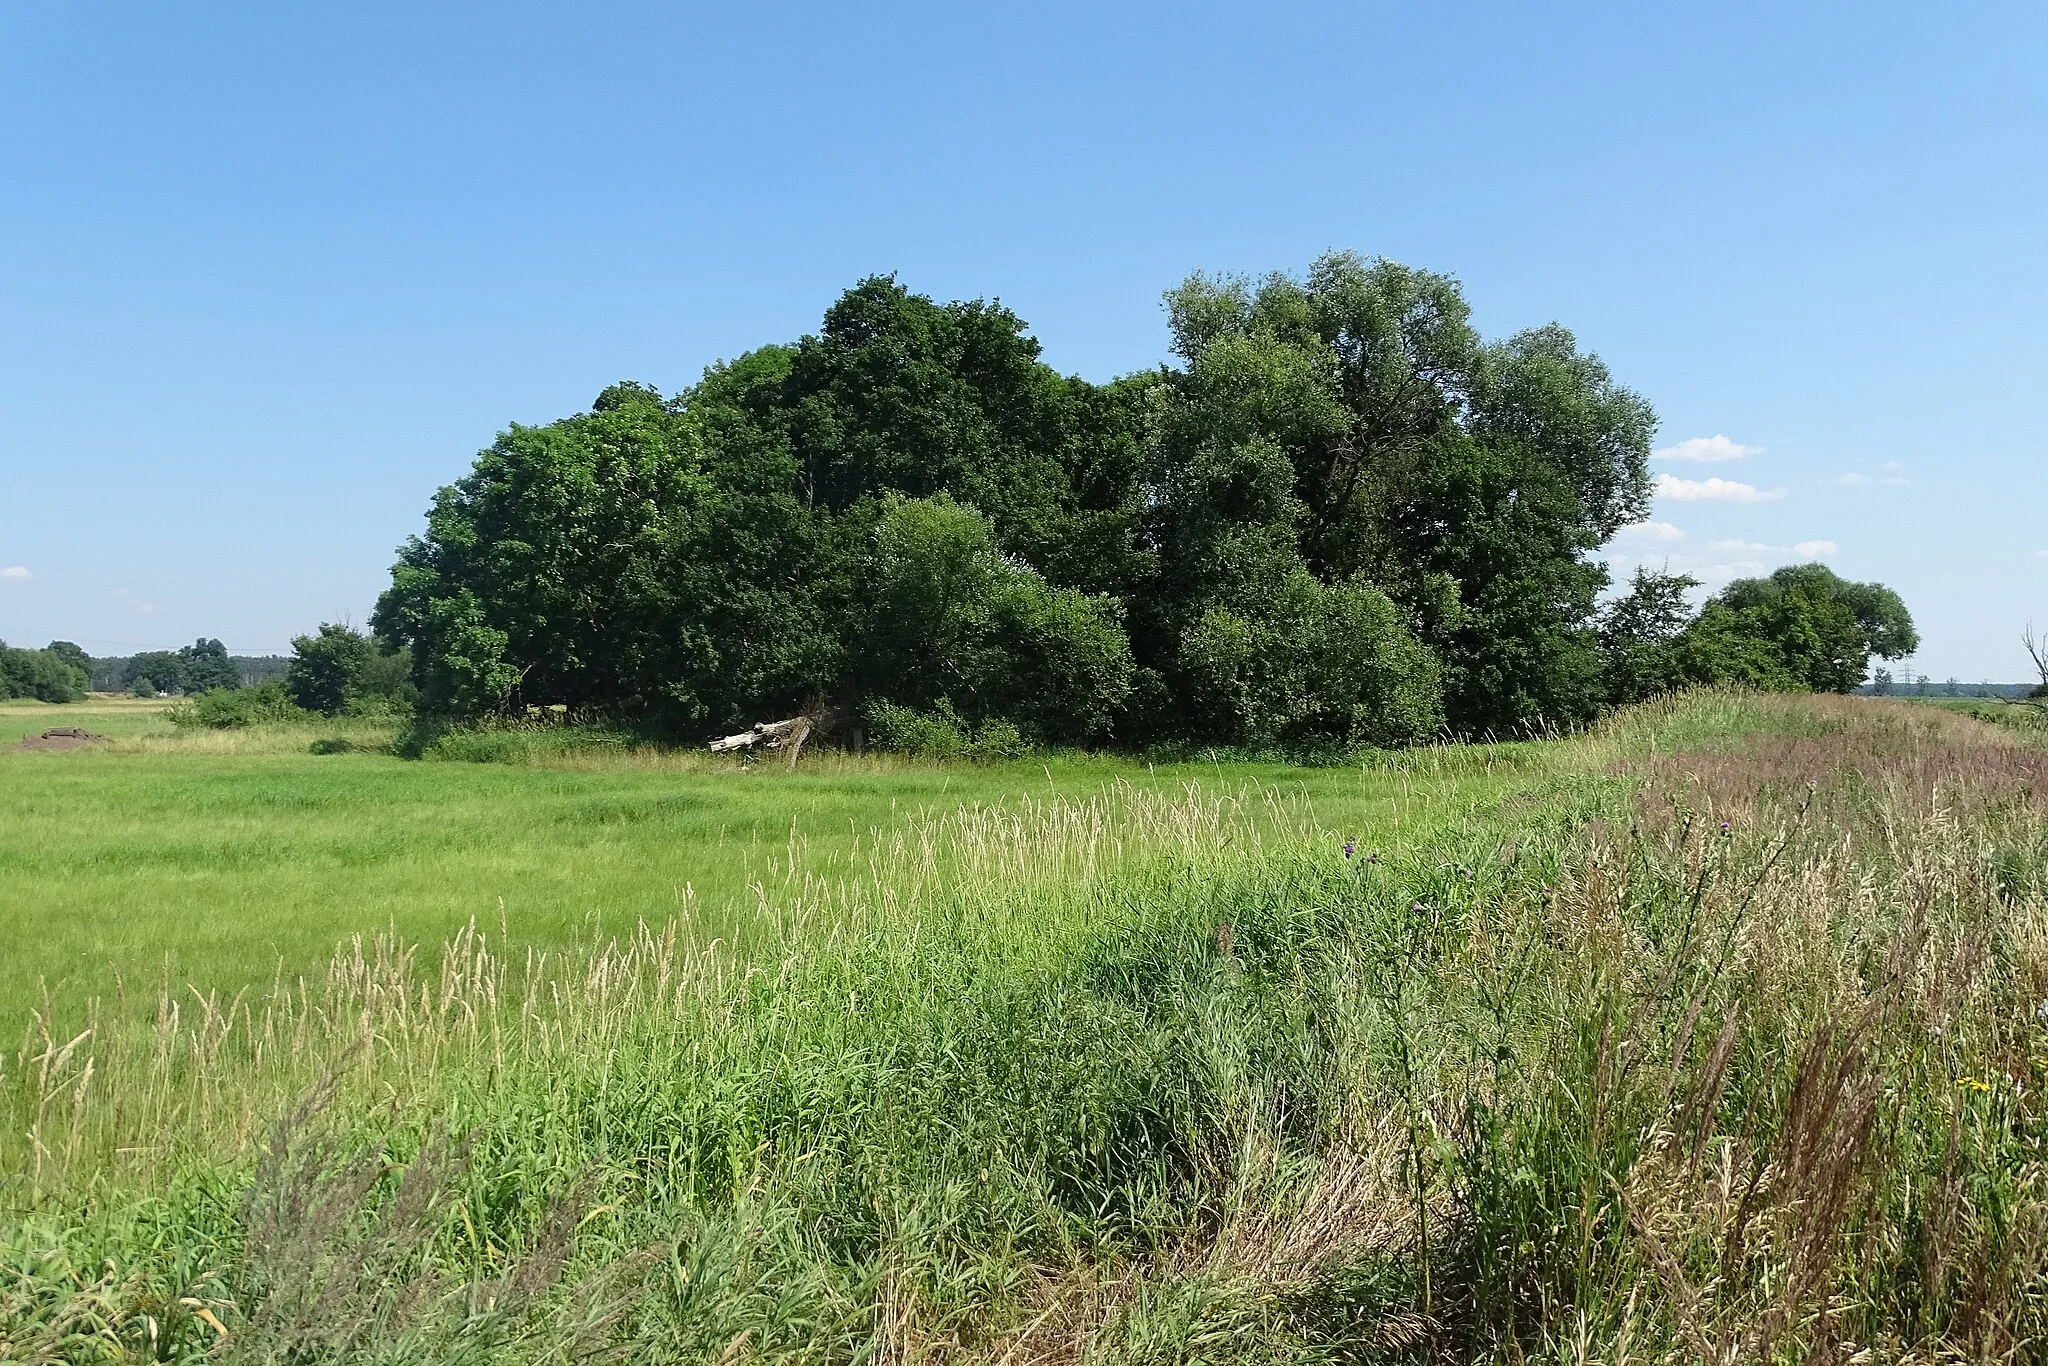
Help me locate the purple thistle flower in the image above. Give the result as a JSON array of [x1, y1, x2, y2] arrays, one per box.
[[1343, 839, 1356, 859]]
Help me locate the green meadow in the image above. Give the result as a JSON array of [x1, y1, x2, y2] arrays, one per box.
[[0, 697, 1540, 1024], [7, 692, 2048, 1363]]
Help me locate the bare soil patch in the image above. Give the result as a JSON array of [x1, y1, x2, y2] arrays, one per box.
[[6, 727, 109, 751]]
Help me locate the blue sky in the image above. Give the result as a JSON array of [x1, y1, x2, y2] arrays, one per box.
[[2, 2, 2043, 679]]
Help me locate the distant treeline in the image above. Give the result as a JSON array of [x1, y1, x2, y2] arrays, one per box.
[[1861, 677, 2039, 698], [85, 647, 290, 695], [363, 254, 1918, 750], [0, 640, 289, 703]]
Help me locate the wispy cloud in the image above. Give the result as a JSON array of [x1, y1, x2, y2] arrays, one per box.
[[1655, 434, 1762, 462], [1615, 520, 1685, 542], [1833, 472, 1869, 486], [0, 566, 27, 580], [1794, 539, 1838, 557], [1655, 472, 1787, 503], [113, 586, 157, 615], [1695, 558, 1770, 582], [1882, 475, 1911, 486], [2036, 549, 2048, 560], [1713, 538, 1779, 555]]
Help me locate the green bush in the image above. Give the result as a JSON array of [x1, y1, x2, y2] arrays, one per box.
[[166, 682, 307, 729], [1172, 572, 1444, 750], [863, 698, 1030, 761], [848, 494, 1136, 745]]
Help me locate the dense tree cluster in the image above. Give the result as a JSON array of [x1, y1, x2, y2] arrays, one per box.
[[0, 641, 89, 702], [1600, 564, 1918, 705], [373, 256, 1917, 750], [116, 639, 244, 696]]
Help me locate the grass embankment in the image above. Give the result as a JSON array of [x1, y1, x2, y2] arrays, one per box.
[[6, 693, 2048, 1361]]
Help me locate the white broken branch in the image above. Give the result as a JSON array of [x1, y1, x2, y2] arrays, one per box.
[[710, 715, 814, 769]]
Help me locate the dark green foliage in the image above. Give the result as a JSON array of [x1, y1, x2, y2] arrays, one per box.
[[1172, 573, 1444, 749], [0, 641, 88, 702], [167, 680, 307, 729], [1676, 563, 1917, 694], [1145, 253, 1651, 739], [376, 261, 1910, 752], [287, 624, 372, 715], [843, 494, 1134, 744], [778, 276, 1157, 600], [1599, 568, 1701, 705], [44, 641, 90, 676], [861, 699, 1029, 761], [123, 650, 185, 696], [287, 624, 415, 717], [178, 638, 241, 694], [375, 381, 830, 728]]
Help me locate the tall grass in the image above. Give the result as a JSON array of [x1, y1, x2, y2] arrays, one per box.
[[5, 694, 2046, 1361]]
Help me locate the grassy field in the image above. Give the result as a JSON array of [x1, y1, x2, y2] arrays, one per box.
[[0, 698, 1550, 1025], [5, 691, 2047, 1362]]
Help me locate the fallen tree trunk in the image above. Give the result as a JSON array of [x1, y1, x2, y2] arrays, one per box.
[[709, 716, 814, 769]]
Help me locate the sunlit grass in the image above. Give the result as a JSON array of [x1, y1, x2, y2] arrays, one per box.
[[11, 691, 2042, 1361], [0, 708, 1541, 1026]]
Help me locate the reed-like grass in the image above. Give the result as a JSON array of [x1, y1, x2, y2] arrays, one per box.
[[5, 693, 2046, 1362]]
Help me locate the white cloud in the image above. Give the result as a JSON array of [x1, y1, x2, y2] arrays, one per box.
[[1794, 540, 1838, 557], [1881, 460, 1903, 471], [1654, 472, 1787, 503], [1694, 559, 1770, 582], [1834, 472, 1869, 486], [0, 566, 27, 580], [1712, 538, 1780, 554], [1882, 476, 1911, 486], [2036, 549, 2048, 560], [1615, 520, 1685, 542], [1654, 434, 1763, 462]]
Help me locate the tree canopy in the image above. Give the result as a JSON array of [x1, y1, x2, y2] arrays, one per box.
[[0, 642, 88, 703], [373, 258, 1914, 752]]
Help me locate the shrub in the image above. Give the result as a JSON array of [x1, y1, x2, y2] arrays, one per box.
[[1172, 572, 1444, 750], [166, 682, 307, 729], [863, 698, 1030, 761], [849, 494, 1136, 745]]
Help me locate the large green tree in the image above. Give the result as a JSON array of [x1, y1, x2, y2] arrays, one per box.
[[374, 381, 833, 728], [1598, 569, 1703, 705], [762, 276, 1158, 602], [1679, 563, 1916, 693], [839, 493, 1134, 743], [1145, 253, 1653, 737], [178, 638, 241, 694], [287, 624, 393, 716], [122, 651, 185, 696]]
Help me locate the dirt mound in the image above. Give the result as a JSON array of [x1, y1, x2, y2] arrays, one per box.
[[6, 727, 109, 751]]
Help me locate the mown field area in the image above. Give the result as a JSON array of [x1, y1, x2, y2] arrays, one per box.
[[5, 691, 2048, 1362]]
